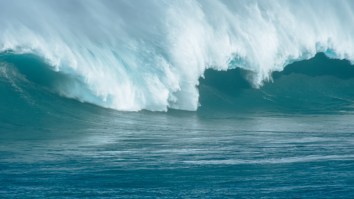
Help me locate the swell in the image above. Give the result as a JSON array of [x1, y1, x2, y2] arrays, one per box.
[[1, 52, 354, 119], [199, 53, 354, 113], [0, 0, 354, 111], [0, 54, 110, 130]]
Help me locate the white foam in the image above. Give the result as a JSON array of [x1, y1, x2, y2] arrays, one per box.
[[0, 0, 353, 111]]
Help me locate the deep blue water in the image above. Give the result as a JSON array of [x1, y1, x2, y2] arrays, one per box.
[[1, 53, 354, 198]]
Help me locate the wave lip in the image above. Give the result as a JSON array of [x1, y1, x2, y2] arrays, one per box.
[[1, 0, 354, 111]]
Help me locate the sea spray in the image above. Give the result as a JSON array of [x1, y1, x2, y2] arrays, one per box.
[[0, 0, 353, 111]]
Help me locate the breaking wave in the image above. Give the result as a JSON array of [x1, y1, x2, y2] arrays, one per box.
[[199, 53, 354, 113], [1, 0, 354, 112]]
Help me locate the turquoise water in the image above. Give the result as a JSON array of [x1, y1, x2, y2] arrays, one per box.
[[1, 1, 354, 197], [2, 108, 354, 198], [1, 53, 354, 198]]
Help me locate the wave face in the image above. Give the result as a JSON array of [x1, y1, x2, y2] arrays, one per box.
[[1, 0, 354, 111], [199, 53, 354, 113]]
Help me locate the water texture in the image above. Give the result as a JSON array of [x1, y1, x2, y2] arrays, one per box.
[[1, 1, 354, 198]]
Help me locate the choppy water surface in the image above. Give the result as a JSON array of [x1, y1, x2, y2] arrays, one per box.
[[1, 107, 354, 198]]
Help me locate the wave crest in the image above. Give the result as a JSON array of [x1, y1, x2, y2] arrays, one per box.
[[1, 0, 354, 111]]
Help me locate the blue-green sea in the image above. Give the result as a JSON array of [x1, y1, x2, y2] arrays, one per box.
[[1, 0, 354, 198], [2, 111, 354, 198], [2, 53, 354, 198]]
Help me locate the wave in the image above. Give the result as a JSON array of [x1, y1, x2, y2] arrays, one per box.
[[2, 52, 354, 117], [0, 0, 354, 112], [199, 53, 354, 113]]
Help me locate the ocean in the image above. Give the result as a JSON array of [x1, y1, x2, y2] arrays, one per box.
[[1, 0, 354, 198]]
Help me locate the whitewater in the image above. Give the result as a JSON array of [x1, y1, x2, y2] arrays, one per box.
[[1, 0, 354, 111], [3, 1, 354, 198]]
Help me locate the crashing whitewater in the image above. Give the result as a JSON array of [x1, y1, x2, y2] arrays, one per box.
[[0, 0, 354, 111]]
